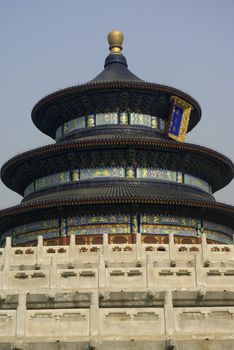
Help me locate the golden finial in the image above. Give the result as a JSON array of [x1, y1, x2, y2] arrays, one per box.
[[107, 30, 124, 54]]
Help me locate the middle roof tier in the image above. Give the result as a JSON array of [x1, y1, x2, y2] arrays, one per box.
[[1, 137, 233, 199]]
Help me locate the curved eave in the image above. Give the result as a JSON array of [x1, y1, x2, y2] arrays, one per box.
[[1, 137, 233, 195], [31, 81, 201, 138], [0, 198, 233, 232]]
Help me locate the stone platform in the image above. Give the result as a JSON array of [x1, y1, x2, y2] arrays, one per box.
[[0, 234, 234, 349]]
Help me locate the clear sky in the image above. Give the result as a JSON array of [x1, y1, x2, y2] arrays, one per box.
[[0, 0, 234, 209]]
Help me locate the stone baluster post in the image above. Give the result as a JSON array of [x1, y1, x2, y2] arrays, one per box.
[[90, 291, 99, 336], [146, 252, 154, 288], [164, 290, 174, 336], [69, 233, 76, 263], [50, 256, 57, 289], [98, 255, 106, 288], [136, 232, 142, 261], [169, 233, 176, 261], [103, 233, 109, 261], [16, 293, 26, 337], [36, 235, 43, 265], [2, 237, 11, 290], [201, 234, 208, 261], [195, 252, 205, 288]]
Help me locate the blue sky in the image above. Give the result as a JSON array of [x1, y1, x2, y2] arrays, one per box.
[[0, 0, 234, 208]]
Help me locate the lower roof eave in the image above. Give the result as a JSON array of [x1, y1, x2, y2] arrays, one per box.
[[0, 197, 233, 232]]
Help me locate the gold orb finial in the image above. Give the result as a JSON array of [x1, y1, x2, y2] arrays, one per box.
[[107, 30, 124, 54]]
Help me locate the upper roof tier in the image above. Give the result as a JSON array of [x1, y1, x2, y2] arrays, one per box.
[[32, 31, 201, 141]]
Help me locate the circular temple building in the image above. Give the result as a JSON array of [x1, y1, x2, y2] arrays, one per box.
[[0, 31, 234, 247]]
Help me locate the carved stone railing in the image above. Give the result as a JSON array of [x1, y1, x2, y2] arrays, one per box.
[[0, 234, 233, 292]]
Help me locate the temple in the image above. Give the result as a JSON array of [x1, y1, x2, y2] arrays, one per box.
[[0, 31, 234, 349], [1, 31, 233, 247]]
